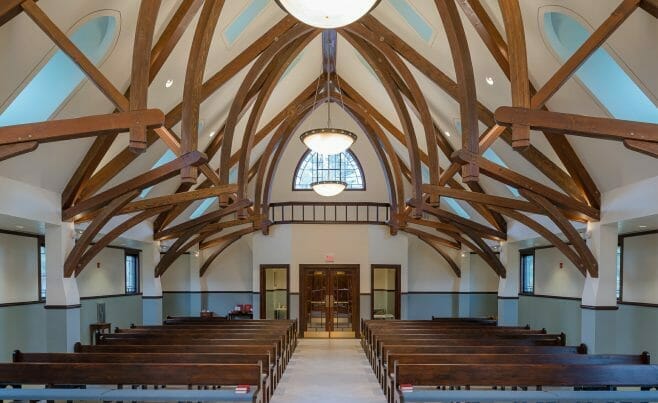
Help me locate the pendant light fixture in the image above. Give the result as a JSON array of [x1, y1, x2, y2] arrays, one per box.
[[275, 0, 380, 29], [300, 73, 357, 156]]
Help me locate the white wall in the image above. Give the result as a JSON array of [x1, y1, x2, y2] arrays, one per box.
[[470, 255, 499, 292], [76, 247, 127, 297], [407, 236, 459, 292], [0, 232, 39, 303], [160, 254, 192, 291], [534, 247, 585, 298], [622, 233, 658, 304], [202, 236, 253, 291]]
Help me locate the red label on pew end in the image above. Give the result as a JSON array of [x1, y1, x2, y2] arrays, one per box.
[[400, 384, 413, 392], [236, 385, 250, 394]]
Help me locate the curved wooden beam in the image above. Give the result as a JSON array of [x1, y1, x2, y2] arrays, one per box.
[[410, 200, 507, 241], [75, 206, 170, 276], [498, 0, 530, 149], [155, 228, 206, 278], [129, 0, 161, 153], [490, 206, 586, 276], [199, 234, 247, 277], [340, 30, 424, 216], [435, 0, 479, 182], [521, 190, 598, 277], [200, 227, 256, 250], [403, 227, 461, 250], [236, 32, 318, 201], [62, 0, 203, 209], [453, 228, 506, 278], [180, 0, 224, 183], [344, 24, 441, 195], [65, 191, 139, 277], [219, 23, 316, 189]]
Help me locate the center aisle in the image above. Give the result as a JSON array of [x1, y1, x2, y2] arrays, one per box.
[[271, 338, 386, 403]]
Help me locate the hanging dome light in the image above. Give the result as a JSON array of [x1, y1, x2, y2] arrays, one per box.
[[311, 180, 347, 197], [300, 128, 357, 156], [275, 0, 380, 29]]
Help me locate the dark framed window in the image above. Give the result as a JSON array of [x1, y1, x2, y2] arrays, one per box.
[[125, 253, 139, 294], [616, 244, 622, 301], [520, 252, 535, 294], [39, 243, 46, 301], [293, 150, 365, 190]]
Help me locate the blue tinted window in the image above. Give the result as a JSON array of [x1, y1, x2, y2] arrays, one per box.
[[521, 253, 534, 294], [0, 15, 117, 126], [543, 11, 657, 124], [294, 150, 364, 190], [139, 150, 176, 198]]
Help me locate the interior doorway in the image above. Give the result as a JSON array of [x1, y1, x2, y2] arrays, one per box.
[[371, 265, 401, 320], [299, 264, 360, 338], [260, 265, 290, 320]]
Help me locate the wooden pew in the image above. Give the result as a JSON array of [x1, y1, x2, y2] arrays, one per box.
[[392, 363, 658, 403], [384, 352, 651, 402], [75, 343, 283, 385], [13, 350, 274, 402], [0, 362, 263, 403]]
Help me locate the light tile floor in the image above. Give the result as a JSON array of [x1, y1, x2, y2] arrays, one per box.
[[270, 338, 387, 403]]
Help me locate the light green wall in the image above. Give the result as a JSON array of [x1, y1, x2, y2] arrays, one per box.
[[0, 302, 46, 362], [80, 295, 142, 344], [519, 295, 581, 345]]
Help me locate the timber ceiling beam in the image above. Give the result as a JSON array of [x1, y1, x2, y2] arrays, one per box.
[[62, 0, 203, 209], [219, 23, 317, 191], [495, 107, 658, 145], [75, 185, 238, 223], [340, 30, 424, 216], [361, 15, 586, 205], [435, 0, 479, 182], [180, 0, 224, 184], [155, 227, 206, 278], [405, 218, 461, 235], [75, 206, 171, 276], [0, 0, 30, 27], [408, 199, 507, 241], [154, 199, 252, 241], [200, 227, 257, 250], [490, 206, 587, 276], [78, 16, 299, 202], [62, 151, 207, 222], [641, 0, 658, 17], [402, 227, 461, 250], [453, 225, 507, 277], [65, 191, 139, 277], [200, 229, 256, 276], [499, 0, 531, 149], [236, 32, 318, 204], [624, 140, 658, 158], [129, 0, 161, 153], [453, 149, 599, 221], [0, 110, 164, 146], [521, 190, 598, 277], [0, 142, 38, 162]]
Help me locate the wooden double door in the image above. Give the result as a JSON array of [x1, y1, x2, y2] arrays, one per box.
[[300, 265, 360, 338]]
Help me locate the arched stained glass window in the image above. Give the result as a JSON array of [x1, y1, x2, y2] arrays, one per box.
[[542, 10, 658, 124], [293, 150, 365, 190], [0, 14, 118, 126]]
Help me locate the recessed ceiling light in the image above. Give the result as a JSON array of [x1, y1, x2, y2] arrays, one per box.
[[639, 225, 648, 228], [485, 76, 494, 86], [445, 131, 450, 137], [15, 225, 24, 229], [209, 131, 215, 138], [165, 79, 174, 88]]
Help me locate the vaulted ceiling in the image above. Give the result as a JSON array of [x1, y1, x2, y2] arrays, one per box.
[[0, 0, 656, 278]]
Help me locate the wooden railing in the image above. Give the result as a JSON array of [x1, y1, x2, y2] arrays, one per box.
[[269, 202, 390, 225]]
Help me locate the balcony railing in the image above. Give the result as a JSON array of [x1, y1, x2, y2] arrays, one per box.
[[269, 202, 390, 225]]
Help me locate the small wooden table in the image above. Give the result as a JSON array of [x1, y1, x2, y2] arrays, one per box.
[[89, 322, 111, 345]]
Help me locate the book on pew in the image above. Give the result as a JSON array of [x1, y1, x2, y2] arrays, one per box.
[[235, 385, 250, 394], [399, 384, 413, 392]]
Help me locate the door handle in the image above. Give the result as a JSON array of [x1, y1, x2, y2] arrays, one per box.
[[325, 295, 330, 308]]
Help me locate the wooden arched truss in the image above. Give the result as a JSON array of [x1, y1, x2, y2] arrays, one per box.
[[0, 0, 656, 278]]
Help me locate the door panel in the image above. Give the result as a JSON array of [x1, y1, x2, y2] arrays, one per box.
[[300, 265, 359, 338]]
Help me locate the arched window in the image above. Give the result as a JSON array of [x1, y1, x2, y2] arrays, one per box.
[[0, 14, 118, 126], [293, 150, 365, 190], [542, 10, 657, 124]]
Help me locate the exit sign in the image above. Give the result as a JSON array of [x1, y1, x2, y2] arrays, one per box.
[[325, 254, 335, 263]]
